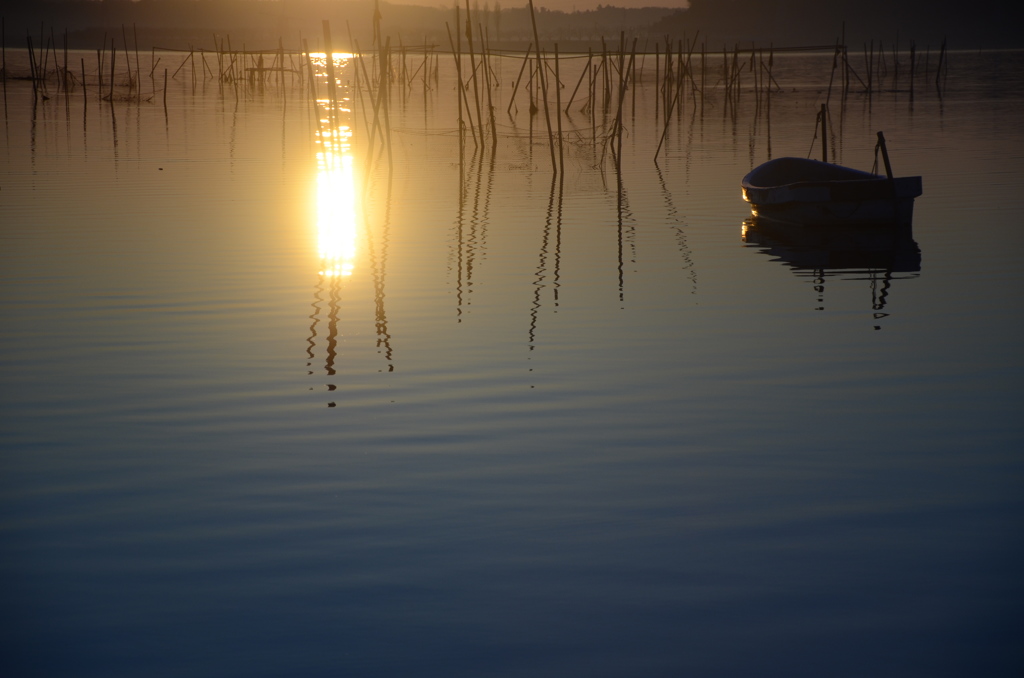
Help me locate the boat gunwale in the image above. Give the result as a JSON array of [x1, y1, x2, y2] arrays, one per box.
[[742, 157, 922, 207]]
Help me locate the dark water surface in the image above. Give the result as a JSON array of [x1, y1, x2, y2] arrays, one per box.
[[2, 49, 1023, 677]]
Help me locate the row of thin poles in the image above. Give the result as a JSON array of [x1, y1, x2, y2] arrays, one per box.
[[3, 19, 953, 107], [6, 15, 952, 172], [830, 24, 950, 103]]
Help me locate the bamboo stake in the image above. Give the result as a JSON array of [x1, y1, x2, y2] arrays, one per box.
[[654, 41, 660, 121], [110, 38, 116, 100], [819, 103, 828, 163], [381, 38, 393, 173], [527, 0, 557, 174], [935, 37, 946, 92], [121, 25, 133, 93], [445, 22, 476, 147], [893, 32, 899, 94], [631, 38, 637, 117], [564, 49, 590, 114], [601, 37, 610, 114], [554, 43, 563, 170], [27, 35, 38, 100], [481, 23, 497, 150], [589, 48, 596, 143], [2, 18, 6, 101], [507, 42, 532, 116], [322, 20, 339, 130], [701, 41, 705, 117], [96, 47, 103, 101], [876, 131, 893, 179], [465, 2, 485, 148], [354, 44, 386, 145], [133, 24, 141, 98], [62, 31, 68, 105], [43, 28, 53, 93]]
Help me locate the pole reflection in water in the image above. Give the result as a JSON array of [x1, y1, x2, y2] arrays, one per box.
[[453, 149, 496, 322], [528, 173, 564, 354]]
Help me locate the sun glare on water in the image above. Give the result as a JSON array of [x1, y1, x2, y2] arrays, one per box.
[[313, 52, 358, 278], [316, 120, 358, 277]]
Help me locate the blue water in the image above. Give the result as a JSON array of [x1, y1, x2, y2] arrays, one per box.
[[2, 48, 1023, 677]]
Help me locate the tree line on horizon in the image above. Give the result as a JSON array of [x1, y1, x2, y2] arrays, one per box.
[[1, 0, 1014, 51]]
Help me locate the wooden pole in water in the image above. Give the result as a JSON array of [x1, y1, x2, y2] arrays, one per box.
[[454, 6, 468, 143], [445, 21, 472, 147], [619, 39, 636, 162], [44, 28, 54, 93], [133, 24, 141, 98], [200, 52, 212, 81], [935, 37, 946, 92], [482, 23, 497, 150], [564, 48, 589, 114], [322, 20, 339, 130], [121, 25, 133, 94], [841, 21, 848, 98], [381, 38, 393, 172], [527, 0, 557, 175], [355, 44, 385, 145], [110, 38, 116, 100], [302, 38, 316, 101], [892, 33, 899, 94], [664, 40, 673, 119], [62, 30, 68, 100], [819, 103, 828, 163], [876, 131, 893, 179], [554, 43, 563, 170], [630, 38, 638, 117], [701, 41, 705, 117], [96, 48, 103, 101], [507, 42, 532, 116], [864, 41, 871, 96], [589, 48, 596, 143], [909, 40, 916, 100], [601, 37, 610, 114], [37, 23, 45, 87], [27, 35, 38, 100], [678, 39, 688, 118], [464, 2, 485, 149], [655, 41, 663, 121]]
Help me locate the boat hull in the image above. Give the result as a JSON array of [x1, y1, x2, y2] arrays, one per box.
[[748, 195, 917, 227], [741, 157, 922, 227]]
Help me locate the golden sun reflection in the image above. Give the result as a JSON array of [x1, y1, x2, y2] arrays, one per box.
[[311, 51, 358, 278], [308, 52, 356, 67], [316, 134, 358, 277]]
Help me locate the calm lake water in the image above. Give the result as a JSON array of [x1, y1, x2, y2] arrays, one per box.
[[2, 47, 1023, 677]]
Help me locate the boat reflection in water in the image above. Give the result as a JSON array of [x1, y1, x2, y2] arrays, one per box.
[[742, 216, 921, 325]]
